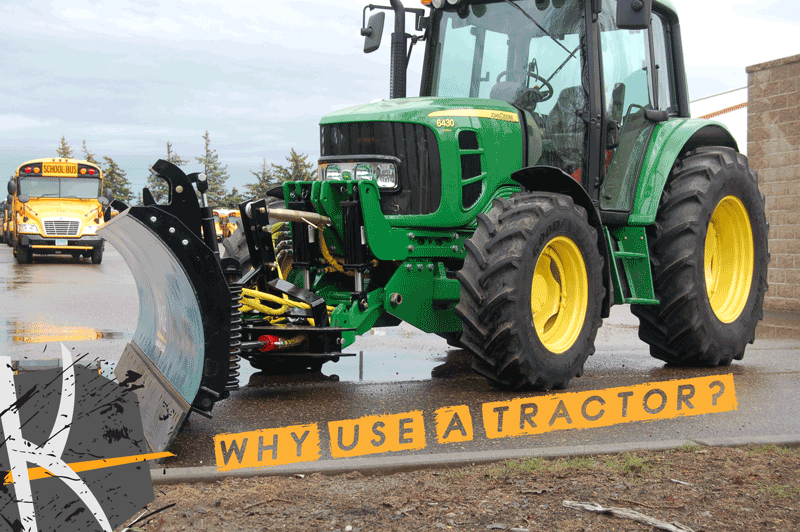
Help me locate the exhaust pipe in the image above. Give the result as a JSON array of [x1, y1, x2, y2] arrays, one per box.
[[389, 0, 407, 99]]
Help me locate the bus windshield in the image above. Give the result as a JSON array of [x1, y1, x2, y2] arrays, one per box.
[[19, 177, 101, 199]]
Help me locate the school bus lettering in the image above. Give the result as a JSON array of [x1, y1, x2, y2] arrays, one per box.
[[42, 163, 78, 175]]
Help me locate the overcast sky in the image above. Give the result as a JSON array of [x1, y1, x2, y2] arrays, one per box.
[[1, 0, 797, 195]]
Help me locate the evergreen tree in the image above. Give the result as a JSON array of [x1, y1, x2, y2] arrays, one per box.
[[220, 187, 245, 209], [81, 140, 99, 165], [57, 136, 74, 158], [147, 141, 187, 204], [271, 148, 316, 183], [102, 156, 134, 204], [244, 158, 279, 199], [194, 131, 229, 206]]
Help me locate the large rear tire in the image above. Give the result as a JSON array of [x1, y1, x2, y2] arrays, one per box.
[[455, 193, 604, 390], [631, 147, 768, 366]]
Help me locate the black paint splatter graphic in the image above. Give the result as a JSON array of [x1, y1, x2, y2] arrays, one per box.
[[0, 365, 155, 531]]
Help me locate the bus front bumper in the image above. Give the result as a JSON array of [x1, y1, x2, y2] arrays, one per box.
[[19, 234, 104, 253]]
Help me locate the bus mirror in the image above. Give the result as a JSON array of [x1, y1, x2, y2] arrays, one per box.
[[7, 194, 13, 204], [99, 196, 110, 207], [104, 189, 115, 201], [362, 11, 385, 54], [7, 180, 16, 195], [18, 194, 30, 204], [617, 0, 652, 30]]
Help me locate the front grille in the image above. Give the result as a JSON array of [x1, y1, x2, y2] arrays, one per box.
[[321, 121, 442, 216], [43, 219, 80, 236]]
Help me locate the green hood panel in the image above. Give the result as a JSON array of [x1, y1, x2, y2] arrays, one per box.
[[320, 97, 521, 126]]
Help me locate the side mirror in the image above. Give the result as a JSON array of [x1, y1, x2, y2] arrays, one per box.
[[18, 194, 30, 204], [616, 0, 652, 30], [362, 11, 385, 54], [98, 196, 110, 207], [104, 188, 114, 201], [7, 180, 16, 195], [7, 194, 13, 204]]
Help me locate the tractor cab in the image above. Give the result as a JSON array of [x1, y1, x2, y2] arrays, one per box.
[[416, 0, 685, 211]]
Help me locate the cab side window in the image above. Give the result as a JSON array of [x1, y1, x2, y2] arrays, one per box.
[[651, 12, 679, 114]]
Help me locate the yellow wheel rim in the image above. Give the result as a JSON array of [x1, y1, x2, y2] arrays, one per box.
[[530, 236, 588, 354], [704, 196, 754, 323]]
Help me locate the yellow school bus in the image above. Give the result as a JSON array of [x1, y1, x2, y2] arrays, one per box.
[[7, 158, 106, 264]]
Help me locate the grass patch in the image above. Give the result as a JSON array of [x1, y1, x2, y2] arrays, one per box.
[[746, 444, 797, 456], [602, 453, 654, 476], [487, 456, 548, 478], [758, 482, 800, 499]]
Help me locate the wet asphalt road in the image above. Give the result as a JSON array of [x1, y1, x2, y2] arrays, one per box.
[[2, 243, 799, 469]]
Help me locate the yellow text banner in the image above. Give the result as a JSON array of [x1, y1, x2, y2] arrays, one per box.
[[482, 374, 737, 439]]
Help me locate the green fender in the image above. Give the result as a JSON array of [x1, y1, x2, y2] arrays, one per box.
[[628, 118, 738, 226]]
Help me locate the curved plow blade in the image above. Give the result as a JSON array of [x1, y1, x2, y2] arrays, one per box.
[[99, 204, 232, 454]]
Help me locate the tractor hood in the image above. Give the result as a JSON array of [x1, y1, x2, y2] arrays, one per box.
[[320, 96, 522, 126]]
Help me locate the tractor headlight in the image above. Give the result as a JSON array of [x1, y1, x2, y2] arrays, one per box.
[[375, 163, 398, 188], [83, 225, 99, 235], [325, 164, 343, 180], [323, 161, 398, 189], [18, 223, 38, 233], [354, 164, 374, 181]]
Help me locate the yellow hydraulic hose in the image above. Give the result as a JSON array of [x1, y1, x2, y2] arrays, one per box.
[[319, 229, 353, 276]]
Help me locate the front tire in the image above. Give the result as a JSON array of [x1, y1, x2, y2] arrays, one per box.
[[91, 246, 103, 264], [15, 244, 31, 264], [632, 147, 768, 366], [455, 193, 604, 390]]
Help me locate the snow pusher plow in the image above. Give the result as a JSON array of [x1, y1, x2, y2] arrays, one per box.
[[100, 160, 355, 453], [103, 0, 769, 455]]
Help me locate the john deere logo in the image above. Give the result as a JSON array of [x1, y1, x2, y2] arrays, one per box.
[[0, 346, 169, 531]]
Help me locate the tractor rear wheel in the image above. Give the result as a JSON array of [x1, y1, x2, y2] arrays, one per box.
[[455, 192, 604, 390], [632, 147, 768, 366]]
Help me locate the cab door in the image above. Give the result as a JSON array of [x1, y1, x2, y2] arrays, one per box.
[[597, 1, 679, 217]]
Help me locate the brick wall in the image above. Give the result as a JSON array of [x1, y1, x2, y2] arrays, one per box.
[[747, 54, 800, 312]]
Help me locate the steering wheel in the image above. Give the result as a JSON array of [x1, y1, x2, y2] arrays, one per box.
[[496, 69, 554, 103]]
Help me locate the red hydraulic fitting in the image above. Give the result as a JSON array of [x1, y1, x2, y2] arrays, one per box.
[[258, 335, 287, 352]]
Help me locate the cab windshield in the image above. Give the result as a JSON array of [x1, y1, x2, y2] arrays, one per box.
[[429, 0, 587, 175], [19, 177, 101, 199], [429, 0, 584, 117]]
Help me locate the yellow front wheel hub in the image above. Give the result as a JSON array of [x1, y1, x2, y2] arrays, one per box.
[[530, 236, 588, 354], [704, 196, 754, 323]]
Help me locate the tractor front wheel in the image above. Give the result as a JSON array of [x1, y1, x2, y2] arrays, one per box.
[[455, 192, 604, 390], [632, 146, 768, 366]]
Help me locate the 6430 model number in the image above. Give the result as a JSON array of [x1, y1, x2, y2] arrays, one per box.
[[436, 118, 455, 128]]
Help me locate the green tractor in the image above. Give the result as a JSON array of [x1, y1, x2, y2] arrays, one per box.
[[100, 0, 768, 453]]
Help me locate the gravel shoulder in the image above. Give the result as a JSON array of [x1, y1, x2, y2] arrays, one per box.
[[121, 443, 800, 532]]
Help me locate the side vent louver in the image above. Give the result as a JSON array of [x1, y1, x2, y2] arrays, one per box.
[[459, 130, 482, 209]]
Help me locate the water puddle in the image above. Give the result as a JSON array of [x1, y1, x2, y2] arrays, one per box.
[[2, 320, 132, 344]]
